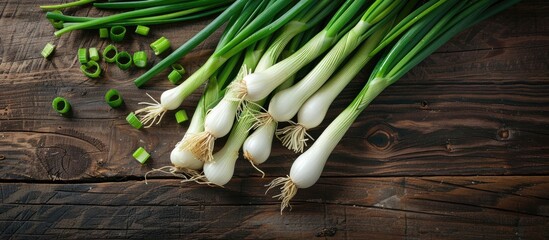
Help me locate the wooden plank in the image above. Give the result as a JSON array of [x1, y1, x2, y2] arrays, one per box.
[[2, 80, 549, 180], [0, 1, 548, 181], [0, 176, 548, 239]]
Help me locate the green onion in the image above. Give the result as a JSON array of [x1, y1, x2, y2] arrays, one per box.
[[52, 97, 71, 115], [80, 60, 101, 78], [102, 44, 118, 63], [132, 0, 248, 87], [267, 0, 520, 213], [40, 0, 96, 11], [175, 110, 188, 124], [132, 147, 150, 164], [77, 48, 88, 64], [150, 36, 170, 55], [110, 26, 126, 42], [135, 25, 150, 36], [126, 112, 143, 129], [54, 2, 227, 36], [171, 63, 186, 75], [133, 51, 147, 68], [134, 0, 315, 126], [41, 43, 55, 58], [105, 89, 124, 108], [241, 0, 370, 103], [89, 47, 100, 61], [167, 63, 186, 84], [99, 28, 109, 38], [116, 51, 132, 70], [167, 70, 182, 85], [48, 10, 64, 29]]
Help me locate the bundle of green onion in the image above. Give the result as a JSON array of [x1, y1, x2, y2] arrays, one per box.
[[42, 0, 519, 212]]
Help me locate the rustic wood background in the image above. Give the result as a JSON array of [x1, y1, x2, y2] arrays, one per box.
[[1, 0, 548, 239]]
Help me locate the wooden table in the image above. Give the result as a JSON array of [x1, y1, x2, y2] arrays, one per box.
[[1, 1, 548, 239]]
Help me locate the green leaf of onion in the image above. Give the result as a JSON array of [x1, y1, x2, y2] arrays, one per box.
[[102, 44, 118, 63], [41, 43, 55, 59], [126, 112, 143, 129], [116, 51, 132, 70], [110, 26, 126, 42], [48, 10, 64, 29], [80, 60, 101, 78], [150, 36, 170, 55], [99, 28, 109, 38], [167, 64, 185, 84], [133, 51, 147, 68], [51, 97, 71, 116], [175, 110, 188, 124], [104, 89, 124, 108], [132, 147, 150, 164], [135, 25, 150, 36], [78, 48, 88, 64], [89, 47, 100, 61]]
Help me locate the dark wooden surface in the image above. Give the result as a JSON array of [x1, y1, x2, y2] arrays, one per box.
[[1, 0, 548, 239]]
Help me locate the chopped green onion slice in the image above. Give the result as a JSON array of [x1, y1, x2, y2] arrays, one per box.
[[80, 60, 101, 78], [89, 47, 100, 61], [132, 147, 150, 164], [135, 25, 150, 36], [52, 97, 71, 115], [110, 26, 126, 42], [42, 43, 55, 58], [104, 89, 123, 108], [99, 28, 109, 38], [48, 10, 64, 29], [167, 70, 182, 85], [116, 51, 132, 70], [175, 110, 188, 124], [126, 112, 143, 129], [171, 63, 186, 75], [102, 44, 118, 63], [133, 51, 147, 68], [150, 36, 170, 55], [78, 48, 88, 64]]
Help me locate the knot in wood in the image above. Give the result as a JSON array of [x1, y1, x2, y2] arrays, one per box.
[[366, 125, 395, 150]]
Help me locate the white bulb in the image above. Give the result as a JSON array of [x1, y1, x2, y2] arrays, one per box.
[[170, 147, 203, 170], [298, 92, 331, 129], [289, 143, 331, 189], [160, 86, 185, 110], [243, 121, 276, 165], [203, 147, 238, 186], [204, 99, 238, 137]]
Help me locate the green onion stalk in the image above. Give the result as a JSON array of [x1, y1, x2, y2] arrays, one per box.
[[267, 0, 520, 213], [53, 1, 230, 36], [268, 0, 410, 153], [40, 0, 96, 11], [241, 25, 320, 170], [180, 34, 270, 163], [134, 0, 315, 128], [52, 2, 231, 28], [284, 21, 393, 153], [235, 0, 370, 103], [180, 0, 339, 163]]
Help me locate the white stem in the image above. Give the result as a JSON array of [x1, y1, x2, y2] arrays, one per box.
[[243, 120, 276, 165], [159, 57, 226, 110], [289, 107, 357, 189], [203, 141, 239, 186], [204, 99, 238, 138], [170, 144, 203, 170], [298, 25, 383, 128], [268, 22, 369, 122], [243, 30, 334, 102]]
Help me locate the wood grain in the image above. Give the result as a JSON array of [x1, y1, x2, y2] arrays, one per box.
[[0, 0, 548, 238], [0, 176, 548, 239]]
